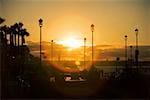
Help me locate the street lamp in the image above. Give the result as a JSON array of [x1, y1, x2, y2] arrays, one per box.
[[84, 37, 86, 70], [124, 35, 128, 68], [135, 29, 139, 68], [130, 45, 133, 67], [91, 24, 94, 67], [39, 18, 43, 64], [51, 40, 53, 62]]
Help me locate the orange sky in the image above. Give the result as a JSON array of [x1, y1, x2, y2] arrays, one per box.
[[1, 0, 150, 46]]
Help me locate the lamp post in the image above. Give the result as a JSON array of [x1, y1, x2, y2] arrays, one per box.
[[125, 35, 128, 68], [130, 45, 133, 67], [135, 29, 139, 68], [51, 40, 53, 62], [91, 24, 94, 67], [39, 18, 43, 65], [130, 46, 133, 61], [84, 37, 86, 70]]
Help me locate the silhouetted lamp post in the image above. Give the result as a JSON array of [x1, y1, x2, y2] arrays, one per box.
[[51, 40, 53, 62], [130, 45, 133, 67], [125, 35, 128, 68], [130, 45, 133, 61], [84, 37, 86, 70], [116, 57, 120, 71], [91, 24, 94, 67], [39, 18, 43, 64], [135, 29, 139, 68]]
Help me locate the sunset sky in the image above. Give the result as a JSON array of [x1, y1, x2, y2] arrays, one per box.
[[1, 0, 150, 46]]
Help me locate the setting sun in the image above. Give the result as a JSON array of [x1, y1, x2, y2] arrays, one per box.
[[1, 0, 150, 98], [57, 38, 83, 49]]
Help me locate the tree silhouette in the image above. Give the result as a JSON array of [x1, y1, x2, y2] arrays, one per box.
[[18, 22, 23, 47], [0, 25, 9, 46], [12, 23, 18, 46], [20, 28, 29, 46], [10, 25, 15, 46], [0, 17, 5, 24]]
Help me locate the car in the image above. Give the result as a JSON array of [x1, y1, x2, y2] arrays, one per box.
[[64, 73, 72, 81]]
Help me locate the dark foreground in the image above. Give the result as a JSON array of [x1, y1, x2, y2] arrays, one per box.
[[1, 57, 150, 99]]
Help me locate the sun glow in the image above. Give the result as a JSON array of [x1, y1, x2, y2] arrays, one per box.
[[57, 38, 83, 49]]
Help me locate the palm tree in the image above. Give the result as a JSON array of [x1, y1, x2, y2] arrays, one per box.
[[0, 17, 5, 24], [17, 22, 23, 47], [10, 26, 14, 46], [12, 23, 18, 46], [20, 28, 29, 46], [0, 26, 5, 44], [1, 25, 9, 45], [0, 18, 6, 44], [1, 25, 7, 39]]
